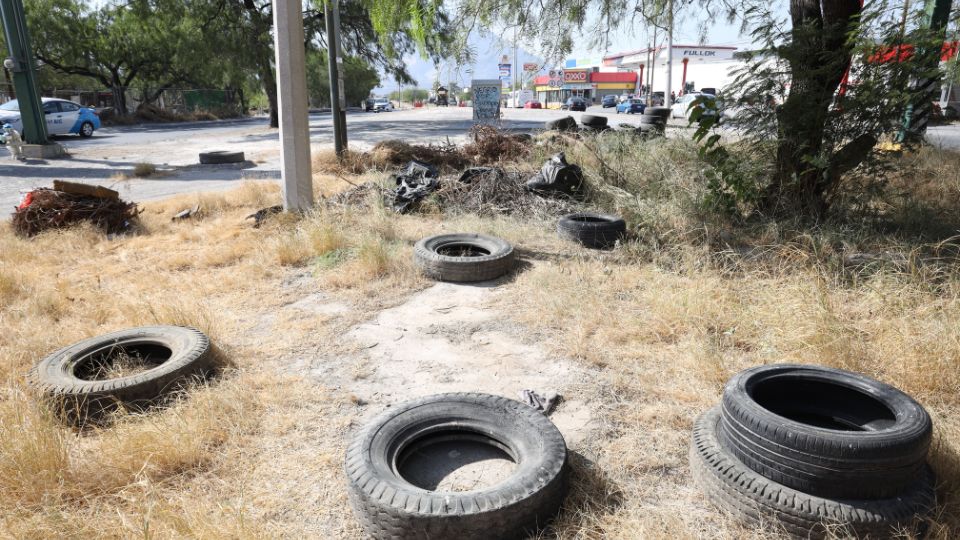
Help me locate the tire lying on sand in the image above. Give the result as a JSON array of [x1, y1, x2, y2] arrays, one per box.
[[345, 393, 569, 540], [719, 364, 933, 499], [690, 407, 935, 539], [30, 326, 214, 423], [199, 150, 246, 164], [545, 116, 577, 131], [579, 114, 608, 128], [414, 233, 515, 282], [557, 213, 626, 249]]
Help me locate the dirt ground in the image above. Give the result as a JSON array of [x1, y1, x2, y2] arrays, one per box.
[[3, 137, 960, 538]]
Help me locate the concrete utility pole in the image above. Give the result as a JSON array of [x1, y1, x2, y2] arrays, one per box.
[[325, 0, 346, 155], [273, 0, 313, 211], [665, 0, 674, 108], [901, 0, 953, 142], [0, 0, 47, 144]]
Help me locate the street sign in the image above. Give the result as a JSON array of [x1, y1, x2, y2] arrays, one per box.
[[498, 63, 511, 79]]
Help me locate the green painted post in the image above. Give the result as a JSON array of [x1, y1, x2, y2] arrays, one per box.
[[0, 0, 48, 144], [899, 0, 953, 143]]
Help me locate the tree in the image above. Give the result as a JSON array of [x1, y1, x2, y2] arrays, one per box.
[[455, 0, 949, 218], [305, 49, 380, 107]]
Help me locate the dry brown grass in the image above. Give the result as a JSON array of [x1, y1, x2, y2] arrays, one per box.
[[3, 136, 960, 538]]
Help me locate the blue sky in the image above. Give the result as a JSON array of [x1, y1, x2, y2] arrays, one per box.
[[373, 4, 778, 94]]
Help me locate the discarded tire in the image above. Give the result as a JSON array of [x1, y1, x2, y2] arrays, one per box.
[[557, 213, 626, 249], [545, 116, 577, 131], [579, 114, 608, 128], [199, 150, 245, 164], [719, 364, 932, 499], [691, 407, 934, 539], [414, 233, 515, 282], [646, 106, 671, 120], [639, 114, 665, 126], [345, 393, 569, 540], [30, 326, 214, 423]]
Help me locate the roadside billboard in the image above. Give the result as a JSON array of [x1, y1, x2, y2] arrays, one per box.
[[471, 79, 501, 123]]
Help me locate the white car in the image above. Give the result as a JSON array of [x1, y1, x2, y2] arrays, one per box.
[[0, 97, 101, 137], [372, 98, 394, 112], [670, 92, 718, 121]]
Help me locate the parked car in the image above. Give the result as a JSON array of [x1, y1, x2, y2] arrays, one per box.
[[671, 92, 718, 121], [601, 95, 617, 108], [638, 93, 664, 107], [523, 100, 543, 109], [364, 98, 375, 111], [0, 98, 100, 137], [562, 97, 587, 111], [616, 98, 646, 114], [372, 98, 394, 112]]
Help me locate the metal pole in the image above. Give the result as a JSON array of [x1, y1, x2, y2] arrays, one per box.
[[0, 0, 48, 144], [665, 0, 673, 108], [325, 0, 345, 155], [273, 0, 313, 211], [332, 0, 346, 149]]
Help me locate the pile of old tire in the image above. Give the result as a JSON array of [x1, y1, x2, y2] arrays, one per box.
[[690, 364, 935, 539], [414, 233, 515, 282], [345, 393, 569, 539], [30, 326, 215, 424], [199, 150, 245, 164], [579, 114, 610, 132], [557, 213, 626, 249], [545, 116, 577, 131]]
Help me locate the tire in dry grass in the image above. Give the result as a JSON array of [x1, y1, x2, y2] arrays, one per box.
[[719, 364, 932, 499], [30, 326, 214, 424], [414, 233, 515, 282], [557, 213, 626, 249], [646, 106, 671, 120], [545, 116, 577, 131], [345, 393, 569, 540], [690, 407, 935, 539], [580, 114, 608, 128]]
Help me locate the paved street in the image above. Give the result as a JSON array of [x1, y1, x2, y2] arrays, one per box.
[[2, 105, 959, 213]]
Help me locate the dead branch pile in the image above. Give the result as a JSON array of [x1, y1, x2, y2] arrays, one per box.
[[462, 125, 533, 164], [324, 181, 383, 208], [12, 188, 140, 236], [369, 140, 469, 171], [435, 167, 579, 218]]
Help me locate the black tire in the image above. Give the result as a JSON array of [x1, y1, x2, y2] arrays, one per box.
[[30, 326, 213, 423], [79, 121, 95, 138], [639, 114, 665, 126], [414, 233, 515, 282], [545, 116, 577, 131], [199, 150, 246, 164], [646, 106, 670, 120], [345, 393, 569, 540], [719, 364, 932, 499], [691, 407, 935, 539], [580, 114, 608, 128], [557, 213, 626, 249]]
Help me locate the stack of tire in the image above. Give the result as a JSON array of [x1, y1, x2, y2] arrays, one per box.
[[691, 364, 935, 539], [579, 114, 610, 133], [638, 106, 669, 138], [545, 116, 577, 132]]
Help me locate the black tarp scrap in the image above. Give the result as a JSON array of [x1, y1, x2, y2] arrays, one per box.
[[391, 160, 440, 213], [525, 152, 584, 195]]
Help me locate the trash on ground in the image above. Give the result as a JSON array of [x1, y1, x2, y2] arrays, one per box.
[[391, 160, 439, 213], [436, 165, 579, 217], [526, 152, 584, 195], [518, 389, 560, 415], [12, 186, 139, 236], [246, 205, 283, 228], [172, 205, 200, 221], [52, 180, 120, 200], [458, 166, 498, 183], [462, 124, 532, 164]]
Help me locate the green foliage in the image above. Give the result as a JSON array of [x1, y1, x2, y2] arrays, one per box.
[[305, 50, 380, 107], [388, 88, 430, 102]]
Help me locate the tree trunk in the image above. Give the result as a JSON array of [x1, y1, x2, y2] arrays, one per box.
[[261, 62, 279, 128], [763, 0, 862, 218]]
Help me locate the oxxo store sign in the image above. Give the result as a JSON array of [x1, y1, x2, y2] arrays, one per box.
[[563, 70, 588, 83]]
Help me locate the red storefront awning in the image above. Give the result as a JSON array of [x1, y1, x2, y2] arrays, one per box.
[[589, 72, 637, 83], [868, 41, 960, 63]]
